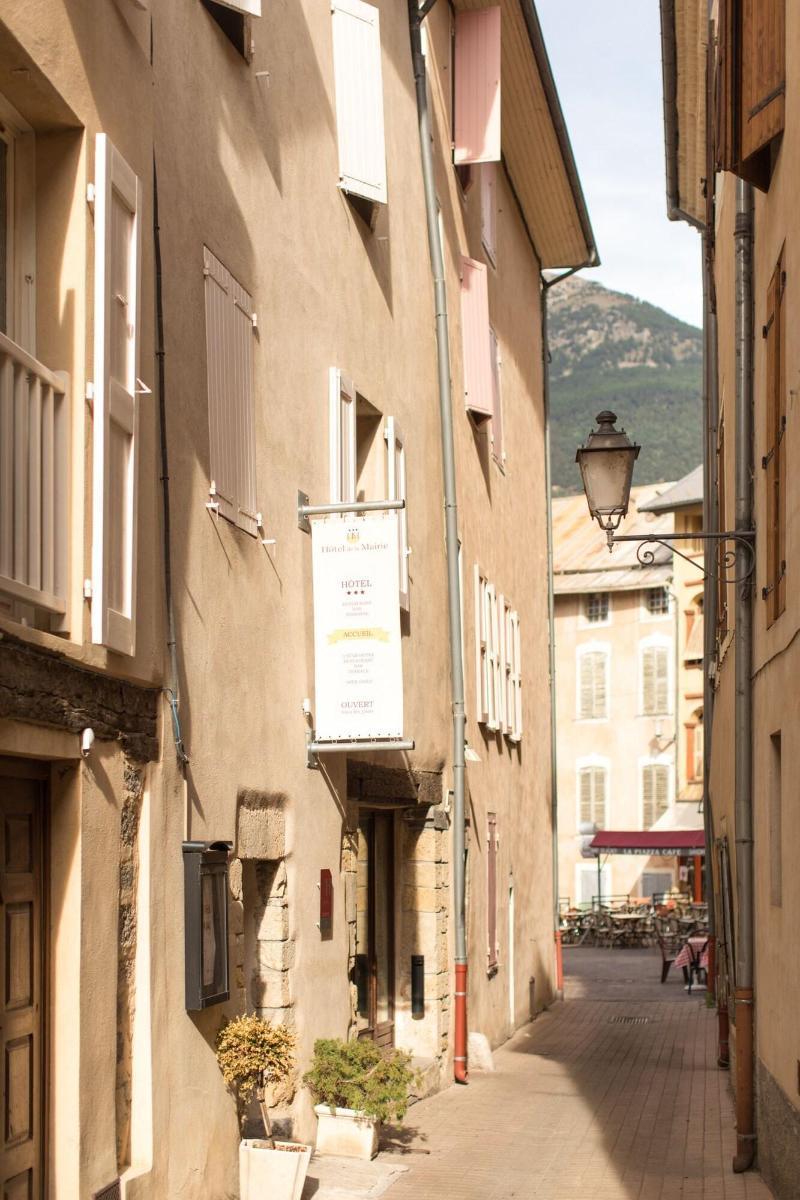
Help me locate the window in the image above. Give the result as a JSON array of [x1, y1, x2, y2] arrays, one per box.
[[481, 163, 497, 266], [200, 0, 258, 57], [577, 647, 608, 720], [460, 257, 493, 419], [641, 642, 670, 715], [685, 513, 703, 554], [716, 0, 784, 190], [640, 870, 672, 902], [585, 592, 609, 624], [453, 7, 501, 165], [331, 0, 387, 214], [489, 326, 504, 468], [487, 813, 498, 970], [764, 248, 786, 624], [576, 863, 610, 908], [642, 763, 670, 827], [645, 586, 669, 616], [92, 134, 142, 655], [203, 247, 258, 538], [475, 570, 520, 739], [578, 764, 608, 830]]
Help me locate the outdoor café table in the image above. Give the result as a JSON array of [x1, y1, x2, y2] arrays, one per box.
[[674, 937, 709, 972], [610, 912, 646, 946]]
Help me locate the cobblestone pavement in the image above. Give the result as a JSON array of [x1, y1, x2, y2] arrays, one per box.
[[348, 949, 774, 1200]]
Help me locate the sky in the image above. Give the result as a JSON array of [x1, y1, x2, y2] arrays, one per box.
[[536, 0, 703, 329]]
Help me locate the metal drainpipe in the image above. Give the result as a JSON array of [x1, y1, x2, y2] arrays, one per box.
[[732, 179, 755, 1173], [407, 0, 468, 1084], [542, 267, 581, 995]]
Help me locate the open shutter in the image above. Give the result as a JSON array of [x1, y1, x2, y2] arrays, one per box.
[[454, 7, 501, 165], [655, 648, 669, 713], [579, 771, 592, 826], [740, 0, 784, 163], [642, 647, 655, 713], [486, 583, 499, 731], [579, 654, 592, 719], [213, 0, 261, 13], [474, 564, 487, 722], [643, 767, 655, 828], [489, 326, 504, 467], [92, 134, 141, 655], [487, 813, 498, 967], [510, 609, 521, 741], [595, 769, 607, 830], [656, 766, 669, 819], [329, 368, 356, 503], [481, 163, 497, 265], [385, 416, 409, 611], [331, 0, 387, 205], [764, 253, 786, 623], [497, 593, 507, 733], [460, 257, 493, 418]]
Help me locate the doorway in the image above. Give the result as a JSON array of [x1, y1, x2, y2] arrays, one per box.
[[354, 812, 395, 1047], [1, 762, 46, 1200]]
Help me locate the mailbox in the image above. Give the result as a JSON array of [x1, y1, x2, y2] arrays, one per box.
[[183, 840, 231, 1011]]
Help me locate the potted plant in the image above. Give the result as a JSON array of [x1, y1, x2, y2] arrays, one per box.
[[216, 1014, 311, 1200], [304, 1037, 416, 1160]]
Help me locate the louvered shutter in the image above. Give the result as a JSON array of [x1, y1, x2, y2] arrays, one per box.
[[213, 0, 261, 14], [489, 327, 504, 466], [594, 652, 607, 719], [454, 8, 501, 165], [642, 647, 655, 713], [385, 416, 409, 611], [486, 582, 499, 730], [497, 593, 508, 733], [510, 609, 522, 741], [595, 769, 607, 829], [579, 654, 592, 719], [740, 0, 784, 163], [655, 648, 669, 714], [329, 368, 356, 503], [764, 254, 786, 623], [643, 766, 655, 828], [481, 163, 497, 265], [655, 766, 669, 820], [460, 257, 493, 418], [474, 564, 487, 722], [579, 770, 592, 825], [203, 248, 258, 537], [331, 0, 387, 205], [92, 134, 141, 655]]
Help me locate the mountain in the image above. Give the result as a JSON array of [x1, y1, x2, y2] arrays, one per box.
[[546, 276, 703, 494]]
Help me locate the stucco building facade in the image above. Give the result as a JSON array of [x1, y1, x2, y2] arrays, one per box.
[[0, 1, 594, 1196]]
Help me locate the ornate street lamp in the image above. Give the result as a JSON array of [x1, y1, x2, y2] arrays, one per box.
[[576, 413, 755, 581], [576, 411, 640, 547]]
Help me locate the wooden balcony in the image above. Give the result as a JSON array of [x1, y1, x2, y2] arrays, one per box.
[[0, 332, 69, 617]]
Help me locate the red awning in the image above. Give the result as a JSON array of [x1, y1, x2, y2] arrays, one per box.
[[590, 830, 705, 856]]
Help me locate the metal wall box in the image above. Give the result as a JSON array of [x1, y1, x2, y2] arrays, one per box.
[[183, 840, 231, 1011]]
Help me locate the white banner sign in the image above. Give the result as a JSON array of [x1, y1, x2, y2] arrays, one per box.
[[312, 512, 403, 742]]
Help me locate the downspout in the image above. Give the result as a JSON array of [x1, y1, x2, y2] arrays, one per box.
[[408, 1, 468, 1084], [153, 156, 189, 772], [732, 179, 755, 1173], [542, 266, 582, 995], [702, 229, 719, 1004]]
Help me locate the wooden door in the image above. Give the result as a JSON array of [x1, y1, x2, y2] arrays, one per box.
[[1, 770, 45, 1200], [354, 813, 395, 1047]]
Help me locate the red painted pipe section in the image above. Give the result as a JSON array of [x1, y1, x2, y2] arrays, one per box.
[[733, 987, 755, 1171], [718, 1001, 730, 1070], [454, 962, 469, 1084]]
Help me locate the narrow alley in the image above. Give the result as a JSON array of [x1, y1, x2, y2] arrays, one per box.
[[306, 952, 775, 1200]]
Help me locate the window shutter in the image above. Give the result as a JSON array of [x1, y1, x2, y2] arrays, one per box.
[[474, 564, 487, 722], [510, 609, 522, 741], [454, 7, 501, 165], [331, 0, 387, 205], [643, 766, 655, 828], [92, 134, 141, 656], [212, 0, 261, 14], [655, 647, 669, 713], [642, 647, 655, 713], [385, 416, 409, 611], [656, 766, 669, 819], [594, 652, 607, 719], [203, 248, 258, 537], [740, 0, 785, 163], [460, 257, 493, 418], [489, 326, 504, 467], [595, 769, 607, 830], [496, 593, 508, 733], [715, 0, 737, 174], [579, 770, 592, 825], [579, 654, 592, 719], [329, 368, 356, 503], [486, 582, 499, 731], [764, 253, 786, 624], [481, 163, 497, 266]]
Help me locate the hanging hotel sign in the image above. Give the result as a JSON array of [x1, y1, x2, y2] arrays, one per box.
[[312, 512, 403, 742]]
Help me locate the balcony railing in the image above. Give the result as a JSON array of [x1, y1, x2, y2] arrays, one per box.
[[0, 332, 69, 617]]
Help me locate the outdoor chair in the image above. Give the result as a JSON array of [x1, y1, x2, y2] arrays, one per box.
[[686, 939, 709, 995], [656, 931, 679, 982]]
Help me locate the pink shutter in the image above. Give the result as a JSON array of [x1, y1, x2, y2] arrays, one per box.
[[454, 8, 501, 165], [460, 257, 493, 418]]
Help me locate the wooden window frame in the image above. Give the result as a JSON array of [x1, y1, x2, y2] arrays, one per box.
[[716, 0, 785, 191]]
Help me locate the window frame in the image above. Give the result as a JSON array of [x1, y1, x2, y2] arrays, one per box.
[[639, 634, 672, 717], [581, 591, 610, 628], [576, 642, 610, 722], [641, 585, 671, 620]]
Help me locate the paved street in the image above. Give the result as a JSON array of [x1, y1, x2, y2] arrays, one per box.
[[306, 949, 774, 1200]]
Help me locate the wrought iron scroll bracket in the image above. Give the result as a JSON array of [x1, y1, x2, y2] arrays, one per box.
[[608, 530, 756, 585]]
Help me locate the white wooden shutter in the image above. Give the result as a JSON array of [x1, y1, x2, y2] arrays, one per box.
[[211, 0, 261, 16], [329, 368, 356, 503], [643, 766, 655, 827], [331, 0, 387, 205], [510, 609, 522, 740], [460, 257, 493, 418], [385, 416, 409, 611], [655, 647, 669, 713], [474, 564, 487, 722], [656, 765, 669, 820], [453, 7, 501, 165], [489, 326, 504, 466], [92, 133, 141, 655], [486, 582, 499, 730], [481, 163, 497, 266], [579, 770, 592, 825], [595, 769, 607, 829], [203, 247, 258, 537], [642, 647, 655, 713], [497, 593, 507, 733]]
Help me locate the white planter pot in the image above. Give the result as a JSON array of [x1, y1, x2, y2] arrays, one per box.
[[239, 1138, 312, 1200], [314, 1105, 380, 1160]]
